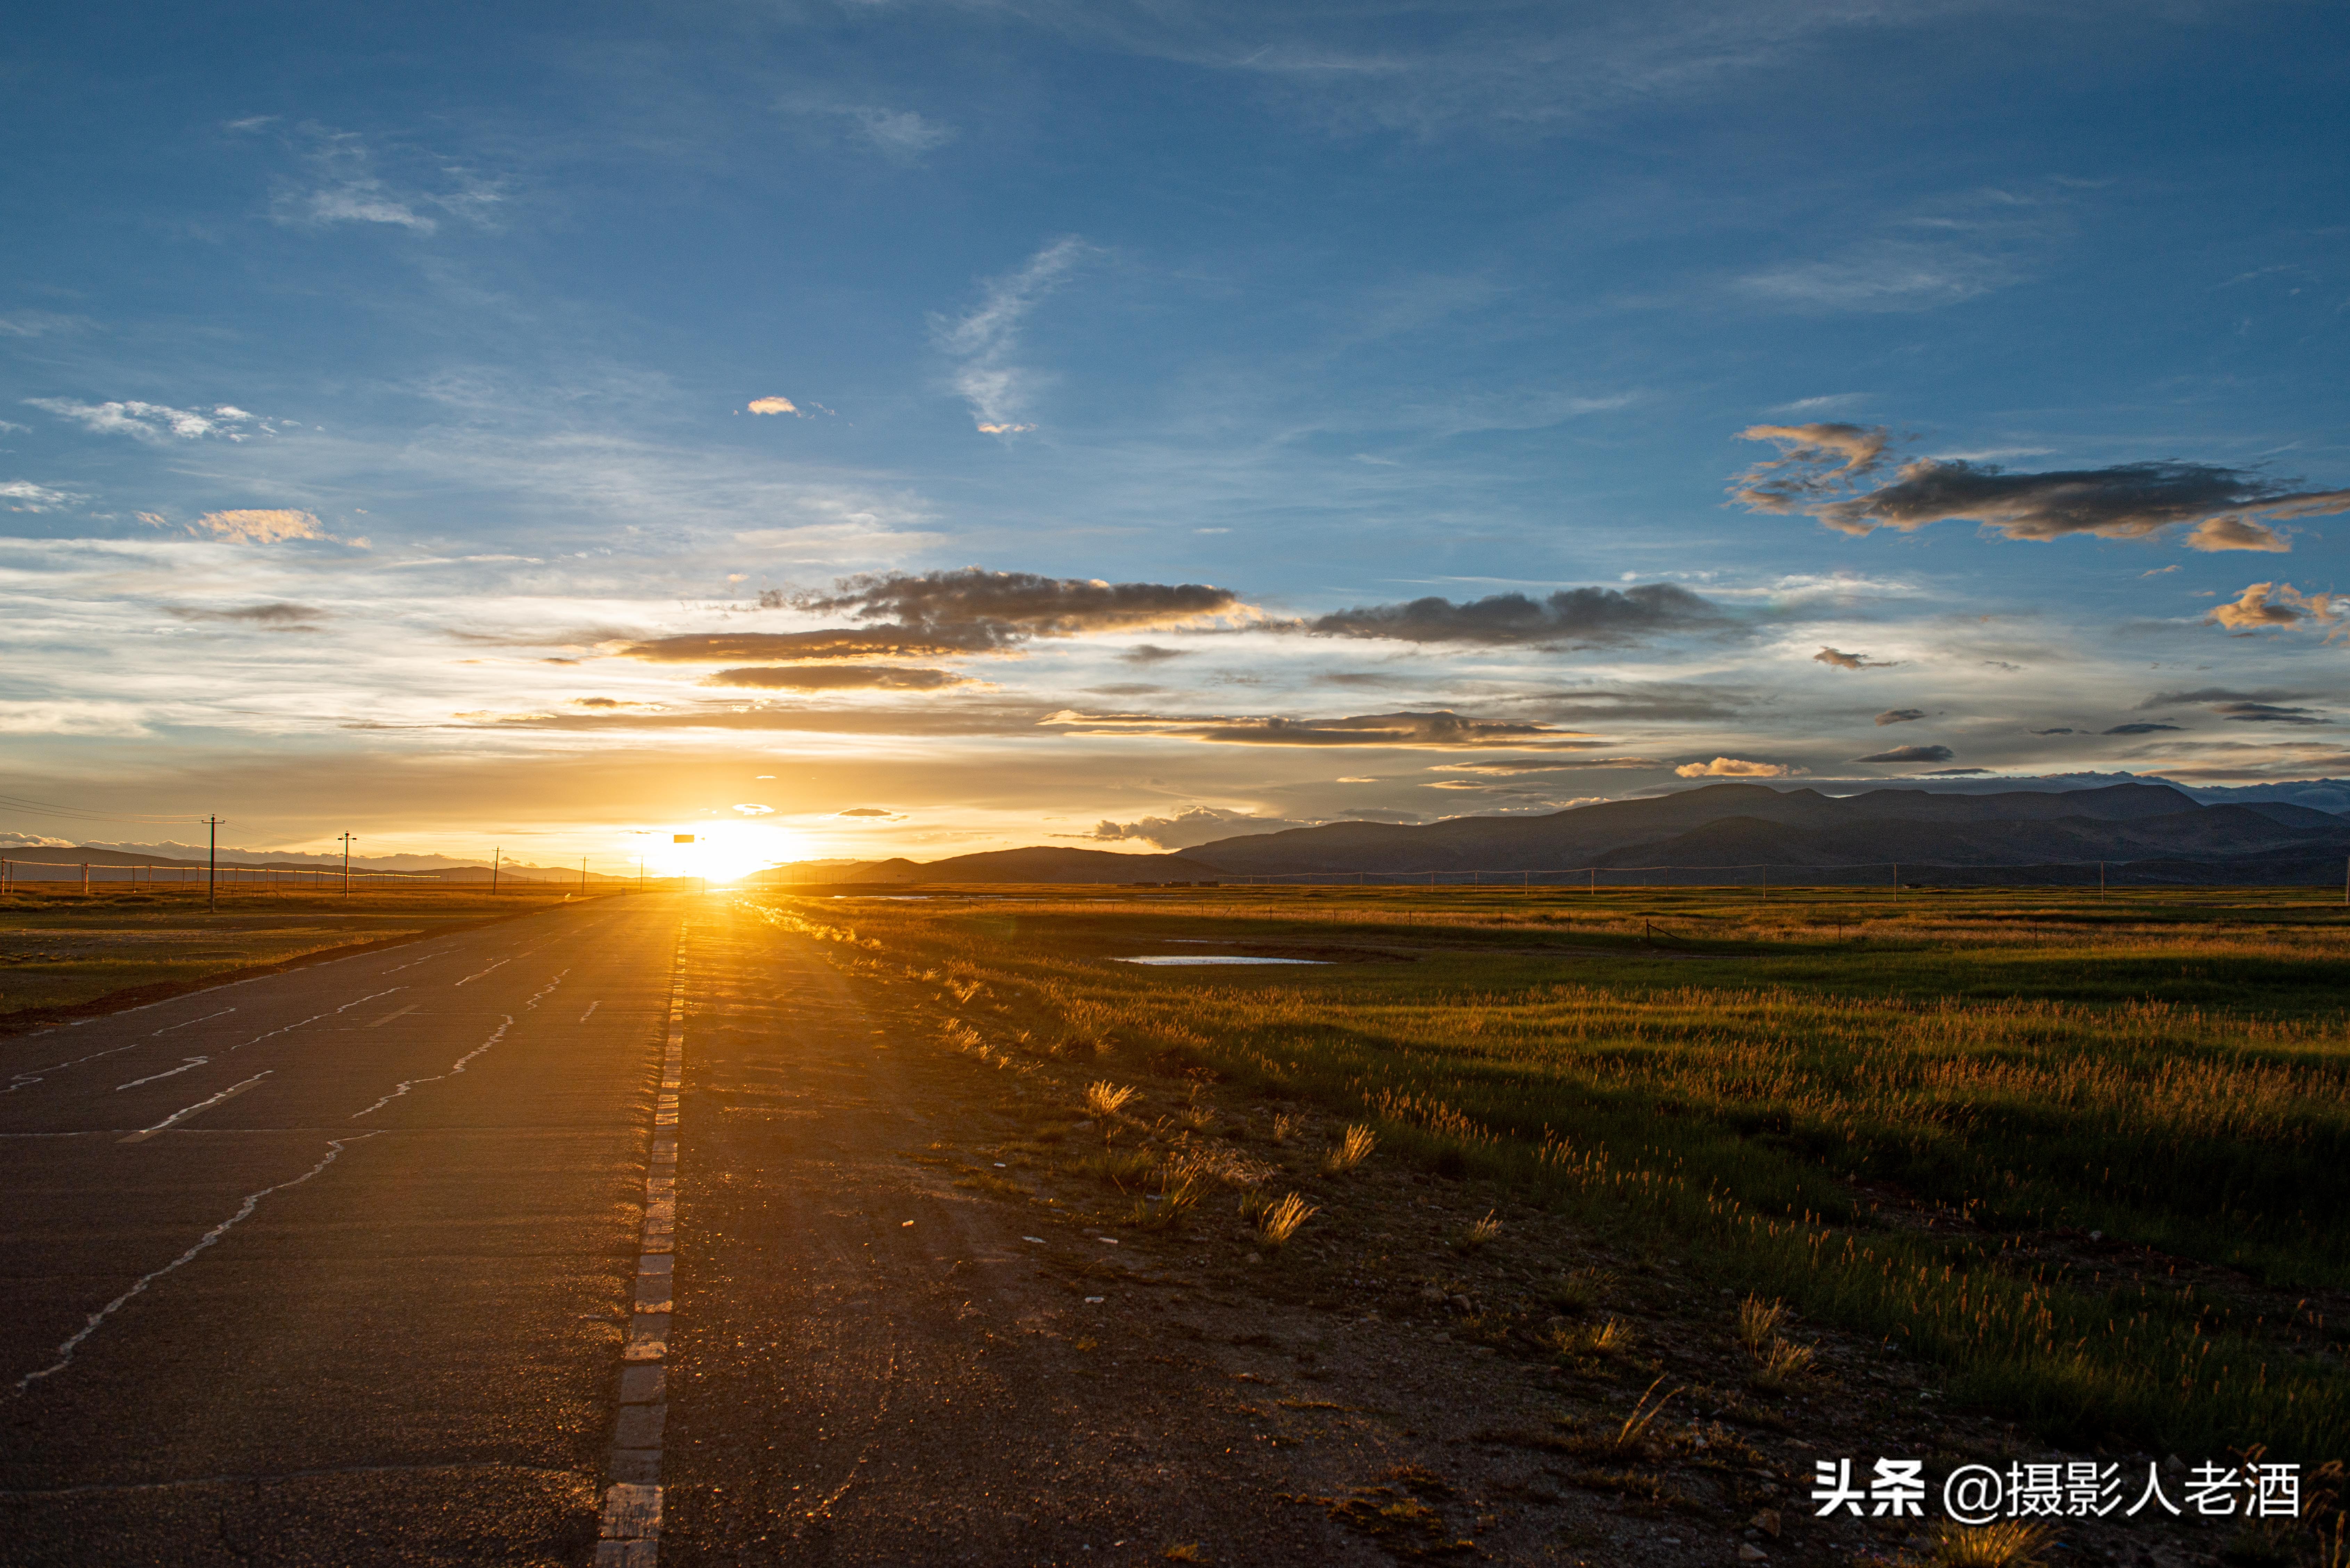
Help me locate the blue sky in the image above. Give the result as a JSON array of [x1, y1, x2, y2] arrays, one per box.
[[3, 1, 2346, 869]]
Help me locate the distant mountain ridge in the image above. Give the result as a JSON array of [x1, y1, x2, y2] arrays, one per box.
[[1175, 783, 2350, 881]]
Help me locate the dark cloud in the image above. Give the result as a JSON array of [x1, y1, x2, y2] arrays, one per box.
[[569, 696, 656, 709], [1921, 768, 1991, 776], [460, 700, 1057, 736], [618, 629, 971, 662], [1815, 646, 1896, 670], [2030, 727, 2076, 735], [1430, 756, 1661, 773], [1734, 425, 2350, 547], [1307, 584, 1726, 647], [2104, 722, 2183, 735], [701, 665, 971, 692], [165, 602, 325, 626], [836, 807, 897, 818], [1855, 743, 1954, 763], [1874, 708, 1926, 725], [1043, 708, 1588, 748], [2141, 687, 2328, 725], [789, 568, 1244, 647], [622, 570, 1246, 666], [2216, 703, 2327, 725], [1119, 644, 1192, 665]]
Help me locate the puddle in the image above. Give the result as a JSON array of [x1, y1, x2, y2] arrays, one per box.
[[1111, 955, 1329, 967]]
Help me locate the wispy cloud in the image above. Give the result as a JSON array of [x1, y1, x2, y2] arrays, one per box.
[[27, 398, 281, 444], [1043, 708, 1587, 748], [268, 124, 505, 234], [2205, 582, 2346, 635], [1814, 646, 1895, 670], [0, 311, 93, 338], [784, 98, 959, 161], [935, 238, 1094, 435], [700, 665, 972, 691], [1854, 743, 1952, 764], [0, 479, 85, 512], [139, 509, 352, 546]]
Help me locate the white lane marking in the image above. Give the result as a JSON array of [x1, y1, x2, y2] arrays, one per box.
[[154, 1008, 236, 1036], [364, 1004, 420, 1029], [5, 1043, 141, 1096], [117, 1057, 208, 1091], [14, 1134, 374, 1393], [580, 1001, 600, 1022], [453, 959, 509, 987], [348, 1014, 512, 1119], [221, 988, 402, 1058], [118, 1072, 272, 1144], [522, 969, 571, 1012]]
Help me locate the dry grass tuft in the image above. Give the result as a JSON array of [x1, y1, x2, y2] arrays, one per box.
[[1546, 1315, 1637, 1359], [1085, 1080, 1139, 1119], [1927, 1520, 2055, 1567], [1451, 1210, 1503, 1252], [1321, 1123, 1377, 1173], [1747, 1336, 1816, 1392], [1736, 1294, 1786, 1352], [1544, 1268, 1606, 1315], [1162, 1545, 1203, 1563], [1254, 1191, 1318, 1246], [1268, 1112, 1299, 1144]]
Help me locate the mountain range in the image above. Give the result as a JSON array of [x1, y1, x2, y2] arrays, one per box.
[[782, 783, 2350, 886]]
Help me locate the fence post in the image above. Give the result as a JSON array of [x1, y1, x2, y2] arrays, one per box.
[[82, 863, 89, 895]]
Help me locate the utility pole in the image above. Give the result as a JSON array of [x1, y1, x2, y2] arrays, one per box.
[[339, 832, 354, 897], [2099, 861, 2106, 899], [491, 847, 500, 893], [581, 856, 588, 892], [207, 815, 219, 913]]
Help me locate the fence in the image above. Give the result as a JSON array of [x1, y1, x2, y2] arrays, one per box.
[[0, 860, 630, 895]]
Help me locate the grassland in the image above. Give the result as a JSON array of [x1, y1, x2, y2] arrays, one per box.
[[0, 883, 624, 1025], [754, 882, 2350, 1461]]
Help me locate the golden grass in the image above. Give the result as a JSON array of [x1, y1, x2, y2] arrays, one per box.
[[1927, 1520, 2054, 1568], [1254, 1192, 1317, 1246], [1322, 1123, 1377, 1173], [1736, 1295, 1787, 1353], [1084, 1080, 1139, 1119]]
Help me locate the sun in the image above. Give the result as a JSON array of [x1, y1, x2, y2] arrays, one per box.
[[660, 823, 802, 884]]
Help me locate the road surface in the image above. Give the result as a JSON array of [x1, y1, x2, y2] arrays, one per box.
[[0, 895, 1451, 1566]]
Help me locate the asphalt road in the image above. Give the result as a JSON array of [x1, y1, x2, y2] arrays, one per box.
[[0, 894, 677, 1566], [0, 894, 1444, 1566]]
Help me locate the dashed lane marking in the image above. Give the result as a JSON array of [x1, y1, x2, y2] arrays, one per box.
[[364, 1004, 420, 1029], [117, 1057, 208, 1091], [118, 1072, 272, 1144]]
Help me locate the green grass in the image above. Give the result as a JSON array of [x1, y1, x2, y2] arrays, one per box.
[[746, 882, 2350, 1458]]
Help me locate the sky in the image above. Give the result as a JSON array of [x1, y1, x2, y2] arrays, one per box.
[[3, 0, 2347, 874]]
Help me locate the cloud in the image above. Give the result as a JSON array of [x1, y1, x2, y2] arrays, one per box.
[[1120, 644, 1192, 665], [2103, 723, 2183, 735], [732, 803, 775, 816], [1738, 241, 2017, 313], [1733, 426, 2350, 546], [700, 665, 972, 691], [1674, 757, 1800, 778], [1814, 646, 1896, 670], [785, 99, 958, 162], [175, 509, 333, 545], [1921, 768, 1992, 776], [0, 479, 85, 512], [783, 568, 1247, 651], [2185, 516, 2291, 553], [2205, 582, 2345, 634], [2138, 688, 2329, 726], [268, 125, 503, 234], [0, 311, 93, 338], [1044, 708, 1588, 748], [163, 601, 325, 627], [2214, 703, 2327, 725], [27, 398, 275, 444], [747, 396, 798, 415], [837, 807, 898, 818], [2030, 727, 2076, 735], [1874, 708, 1926, 725], [1306, 583, 1726, 647], [1086, 805, 1312, 848], [620, 629, 971, 663], [936, 237, 1093, 435], [1854, 743, 1954, 764]]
